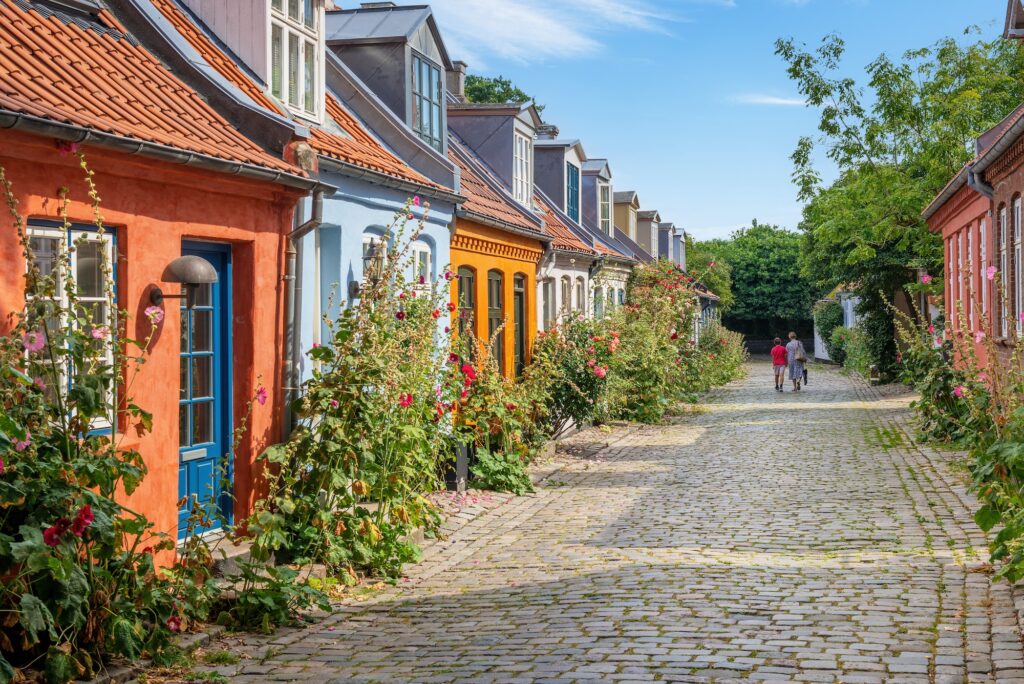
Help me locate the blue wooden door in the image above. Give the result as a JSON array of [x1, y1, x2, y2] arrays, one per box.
[[178, 243, 232, 538]]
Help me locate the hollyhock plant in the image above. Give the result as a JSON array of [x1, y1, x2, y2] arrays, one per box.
[[14, 431, 31, 451], [144, 305, 164, 324], [255, 386, 268, 406], [953, 385, 965, 398], [398, 393, 414, 408], [920, 274, 933, 284], [988, 265, 998, 281], [22, 330, 45, 353]]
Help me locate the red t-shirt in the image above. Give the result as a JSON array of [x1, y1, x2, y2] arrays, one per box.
[[771, 345, 787, 366]]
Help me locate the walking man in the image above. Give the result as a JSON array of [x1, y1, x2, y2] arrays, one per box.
[[770, 337, 787, 392]]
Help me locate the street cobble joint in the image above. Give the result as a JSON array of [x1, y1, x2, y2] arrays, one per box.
[[190, 363, 1023, 683]]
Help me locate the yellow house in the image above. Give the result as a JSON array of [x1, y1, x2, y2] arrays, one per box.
[[614, 191, 641, 242]]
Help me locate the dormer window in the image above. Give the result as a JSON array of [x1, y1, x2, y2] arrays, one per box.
[[513, 132, 533, 205], [271, 0, 321, 120], [412, 53, 444, 152], [566, 162, 580, 222], [599, 184, 611, 235], [629, 210, 637, 240]]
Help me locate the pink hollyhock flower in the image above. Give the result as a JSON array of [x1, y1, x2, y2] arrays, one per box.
[[14, 431, 31, 452], [975, 330, 985, 344], [398, 393, 414, 408], [1019, 311, 1024, 324], [144, 305, 164, 324], [71, 505, 94, 537], [90, 326, 109, 340], [419, 275, 426, 285], [33, 377, 46, 392], [587, 359, 596, 368], [980, 371, 989, 382], [928, 325, 935, 334], [708, 261, 716, 268], [444, 271, 453, 280], [255, 386, 268, 406], [412, 196, 421, 207], [166, 615, 182, 633], [330, 399, 339, 409], [407, 213, 415, 220], [55, 140, 80, 156], [953, 385, 965, 398], [988, 265, 998, 281], [0, 455, 4, 474], [312, 342, 321, 348], [920, 274, 933, 285], [593, 366, 607, 379], [22, 330, 45, 353], [444, 326, 450, 333]]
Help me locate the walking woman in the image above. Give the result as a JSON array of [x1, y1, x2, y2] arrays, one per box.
[[786, 331, 807, 392]]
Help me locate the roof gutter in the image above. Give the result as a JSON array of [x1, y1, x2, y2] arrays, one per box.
[[0, 110, 322, 191], [457, 209, 551, 243], [318, 155, 464, 205]]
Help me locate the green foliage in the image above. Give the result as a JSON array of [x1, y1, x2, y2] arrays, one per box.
[[0, 158, 192, 682], [464, 75, 545, 113], [212, 563, 329, 634], [470, 449, 533, 496], [694, 322, 748, 389], [253, 205, 456, 581], [831, 326, 872, 378], [814, 300, 845, 362], [700, 221, 819, 326], [777, 30, 1024, 371], [685, 236, 733, 310]]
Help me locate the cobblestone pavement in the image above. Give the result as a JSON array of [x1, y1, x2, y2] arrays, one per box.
[[194, 363, 1024, 683]]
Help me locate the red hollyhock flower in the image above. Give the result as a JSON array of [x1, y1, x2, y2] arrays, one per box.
[[447, 302, 457, 312], [461, 364, 477, 381], [43, 517, 72, 547], [432, 309, 441, 319], [166, 615, 182, 633], [71, 505, 94, 537], [398, 393, 414, 408], [395, 311, 406, 321], [449, 352, 460, 363]]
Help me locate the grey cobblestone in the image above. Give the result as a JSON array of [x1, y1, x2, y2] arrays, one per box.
[[188, 363, 1024, 682]]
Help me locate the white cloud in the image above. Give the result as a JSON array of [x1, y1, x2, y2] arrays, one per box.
[[428, 0, 696, 67], [731, 94, 806, 106]]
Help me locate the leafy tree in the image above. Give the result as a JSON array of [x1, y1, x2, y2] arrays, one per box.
[[696, 221, 819, 338], [464, 75, 545, 113], [685, 234, 734, 310], [776, 30, 1024, 374]]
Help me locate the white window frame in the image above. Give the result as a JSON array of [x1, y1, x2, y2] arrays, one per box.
[[957, 230, 964, 330], [1001, 206, 1009, 337], [513, 132, 533, 206], [599, 183, 612, 235], [411, 52, 444, 152], [410, 241, 432, 288], [575, 277, 585, 313], [628, 210, 637, 240], [26, 224, 115, 430], [981, 218, 988, 317], [270, 0, 322, 120], [1016, 198, 1022, 333], [968, 225, 975, 330], [560, 276, 571, 316]]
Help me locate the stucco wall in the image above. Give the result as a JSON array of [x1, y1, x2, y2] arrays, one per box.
[[296, 172, 455, 381], [0, 132, 302, 557]]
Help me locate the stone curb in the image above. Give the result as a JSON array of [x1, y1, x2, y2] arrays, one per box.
[[83, 626, 225, 684]]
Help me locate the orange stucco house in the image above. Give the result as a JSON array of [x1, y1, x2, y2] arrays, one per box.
[[0, 1, 323, 546]]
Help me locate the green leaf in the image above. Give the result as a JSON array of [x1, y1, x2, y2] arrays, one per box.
[[20, 593, 55, 643], [975, 505, 1001, 532], [43, 646, 76, 684], [0, 653, 15, 684]]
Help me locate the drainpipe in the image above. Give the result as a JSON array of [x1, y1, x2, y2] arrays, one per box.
[[968, 166, 994, 199], [283, 189, 324, 439]]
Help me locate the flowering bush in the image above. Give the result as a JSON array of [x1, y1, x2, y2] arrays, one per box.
[[694, 322, 747, 390], [0, 160, 190, 681], [253, 203, 459, 580]]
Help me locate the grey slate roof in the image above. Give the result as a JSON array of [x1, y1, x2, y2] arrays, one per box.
[[325, 5, 432, 42], [614, 191, 637, 204], [638, 210, 660, 220]]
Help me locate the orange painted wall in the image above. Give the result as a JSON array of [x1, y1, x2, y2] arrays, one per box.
[[449, 217, 543, 376], [0, 132, 302, 555]]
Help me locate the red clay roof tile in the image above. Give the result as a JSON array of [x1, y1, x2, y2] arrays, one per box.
[[449, 139, 542, 234], [0, 0, 300, 175], [150, 0, 443, 190], [533, 194, 596, 256]]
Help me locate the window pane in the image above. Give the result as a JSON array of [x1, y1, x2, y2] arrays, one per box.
[[76, 241, 104, 297], [192, 356, 213, 398], [288, 32, 300, 106], [271, 24, 283, 98], [30, 236, 60, 282], [180, 310, 189, 353], [193, 282, 212, 307], [303, 0, 315, 28], [304, 40, 315, 113], [272, 0, 282, 10], [430, 102, 441, 141], [192, 401, 213, 444], [180, 357, 189, 400], [191, 310, 212, 352], [288, 0, 299, 21], [179, 404, 189, 447]]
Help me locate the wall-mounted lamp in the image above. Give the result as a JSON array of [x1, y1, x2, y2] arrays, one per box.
[[149, 255, 218, 309], [348, 238, 386, 299]]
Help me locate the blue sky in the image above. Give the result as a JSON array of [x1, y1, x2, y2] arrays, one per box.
[[428, 0, 1001, 241]]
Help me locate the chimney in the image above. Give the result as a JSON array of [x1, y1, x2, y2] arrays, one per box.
[[447, 60, 468, 102], [536, 124, 559, 140]]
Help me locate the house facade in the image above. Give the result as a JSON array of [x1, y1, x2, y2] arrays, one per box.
[[636, 210, 661, 258], [446, 98, 549, 376], [0, 0, 329, 544], [580, 158, 635, 309]]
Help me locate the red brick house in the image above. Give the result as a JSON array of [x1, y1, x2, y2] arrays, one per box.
[[0, 0, 322, 547]]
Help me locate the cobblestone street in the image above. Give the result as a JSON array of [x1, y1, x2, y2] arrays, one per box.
[[199, 363, 1024, 683]]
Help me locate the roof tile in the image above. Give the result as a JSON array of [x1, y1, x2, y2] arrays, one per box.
[[0, 0, 299, 175], [534, 194, 596, 255]]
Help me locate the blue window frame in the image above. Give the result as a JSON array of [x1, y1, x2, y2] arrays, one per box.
[[566, 162, 580, 222], [26, 219, 116, 434]]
